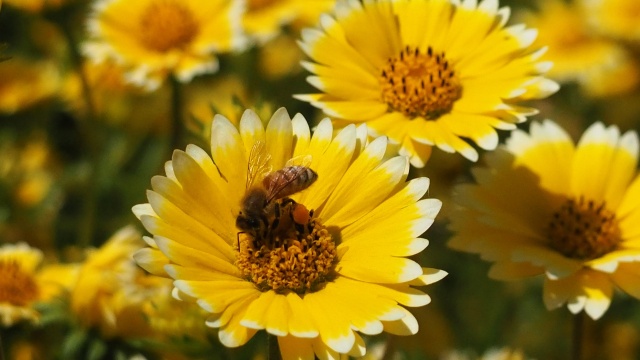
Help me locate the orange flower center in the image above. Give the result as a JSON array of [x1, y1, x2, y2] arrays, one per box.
[[236, 199, 337, 294], [139, 1, 199, 52], [547, 196, 621, 260], [0, 260, 39, 306], [380, 46, 462, 119]]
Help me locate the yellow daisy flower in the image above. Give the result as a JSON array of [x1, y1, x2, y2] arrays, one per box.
[[70, 225, 162, 338], [0, 242, 72, 326], [244, 0, 335, 43], [133, 108, 445, 358], [296, 0, 558, 167], [449, 120, 640, 320], [83, 0, 245, 90], [521, 0, 626, 84], [0, 58, 61, 114], [520, 0, 640, 97], [580, 52, 640, 98], [258, 34, 305, 79], [2, 0, 68, 12], [581, 0, 640, 41], [183, 75, 273, 141], [442, 347, 527, 360]]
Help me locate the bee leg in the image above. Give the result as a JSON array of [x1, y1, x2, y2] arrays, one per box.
[[307, 209, 315, 233], [270, 202, 281, 231]]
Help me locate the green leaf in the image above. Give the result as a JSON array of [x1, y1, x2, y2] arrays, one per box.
[[61, 329, 88, 359]]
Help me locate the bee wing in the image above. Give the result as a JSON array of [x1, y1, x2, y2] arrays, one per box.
[[246, 141, 272, 189], [265, 165, 311, 203], [284, 154, 312, 168]]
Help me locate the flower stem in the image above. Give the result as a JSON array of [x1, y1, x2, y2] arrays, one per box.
[[0, 332, 5, 360], [58, 17, 99, 248], [572, 311, 585, 360], [382, 333, 397, 360], [267, 334, 282, 360], [169, 75, 184, 152]]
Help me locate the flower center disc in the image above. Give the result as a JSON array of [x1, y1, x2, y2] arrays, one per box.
[[139, 1, 199, 52], [547, 196, 621, 260], [0, 260, 39, 306], [236, 200, 337, 294], [380, 46, 462, 119]]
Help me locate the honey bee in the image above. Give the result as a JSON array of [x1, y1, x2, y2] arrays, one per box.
[[236, 141, 318, 245]]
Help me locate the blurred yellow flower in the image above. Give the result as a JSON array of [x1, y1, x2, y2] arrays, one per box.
[[133, 108, 445, 358], [70, 225, 167, 338], [258, 34, 304, 79], [3, 0, 68, 12], [0, 242, 73, 326], [142, 281, 211, 344], [450, 120, 640, 320], [0, 58, 61, 114], [442, 347, 527, 360], [581, 0, 640, 41], [296, 0, 558, 167], [580, 53, 640, 98], [0, 132, 61, 210], [523, 1, 621, 82], [62, 59, 175, 134], [183, 75, 273, 140], [522, 0, 639, 97], [84, 0, 246, 90], [244, 0, 334, 43]]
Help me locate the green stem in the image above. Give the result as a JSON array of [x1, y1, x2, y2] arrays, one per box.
[[267, 334, 282, 360], [572, 311, 585, 360], [0, 331, 5, 360], [381, 333, 397, 360], [169, 75, 184, 152], [59, 19, 99, 248]]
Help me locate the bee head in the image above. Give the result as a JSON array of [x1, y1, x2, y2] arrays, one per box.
[[236, 212, 262, 232]]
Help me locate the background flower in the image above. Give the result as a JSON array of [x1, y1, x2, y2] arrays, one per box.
[[520, 0, 640, 98], [296, 0, 558, 166], [243, 0, 335, 43], [0, 242, 72, 326], [581, 0, 640, 41], [83, 0, 246, 90], [449, 120, 640, 320]]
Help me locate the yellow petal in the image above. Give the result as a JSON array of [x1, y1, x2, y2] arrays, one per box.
[[211, 114, 247, 206], [152, 235, 238, 276], [266, 108, 294, 169], [279, 335, 315, 360], [339, 254, 423, 284], [291, 113, 311, 158], [322, 139, 402, 227], [132, 248, 170, 276], [295, 124, 356, 211], [239, 109, 267, 157], [241, 290, 276, 330], [381, 307, 418, 336], [303, 285, 355, 354]]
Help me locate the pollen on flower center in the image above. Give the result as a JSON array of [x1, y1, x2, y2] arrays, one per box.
[[0, 260, 39, 306], [139, 1, 199, 52], [236, 199, 337, 294], [547, 196, 621, 260], [380, 45, 462, 119]]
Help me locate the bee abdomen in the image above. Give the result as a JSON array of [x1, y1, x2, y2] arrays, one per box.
[[263, 166, 318, 199]]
